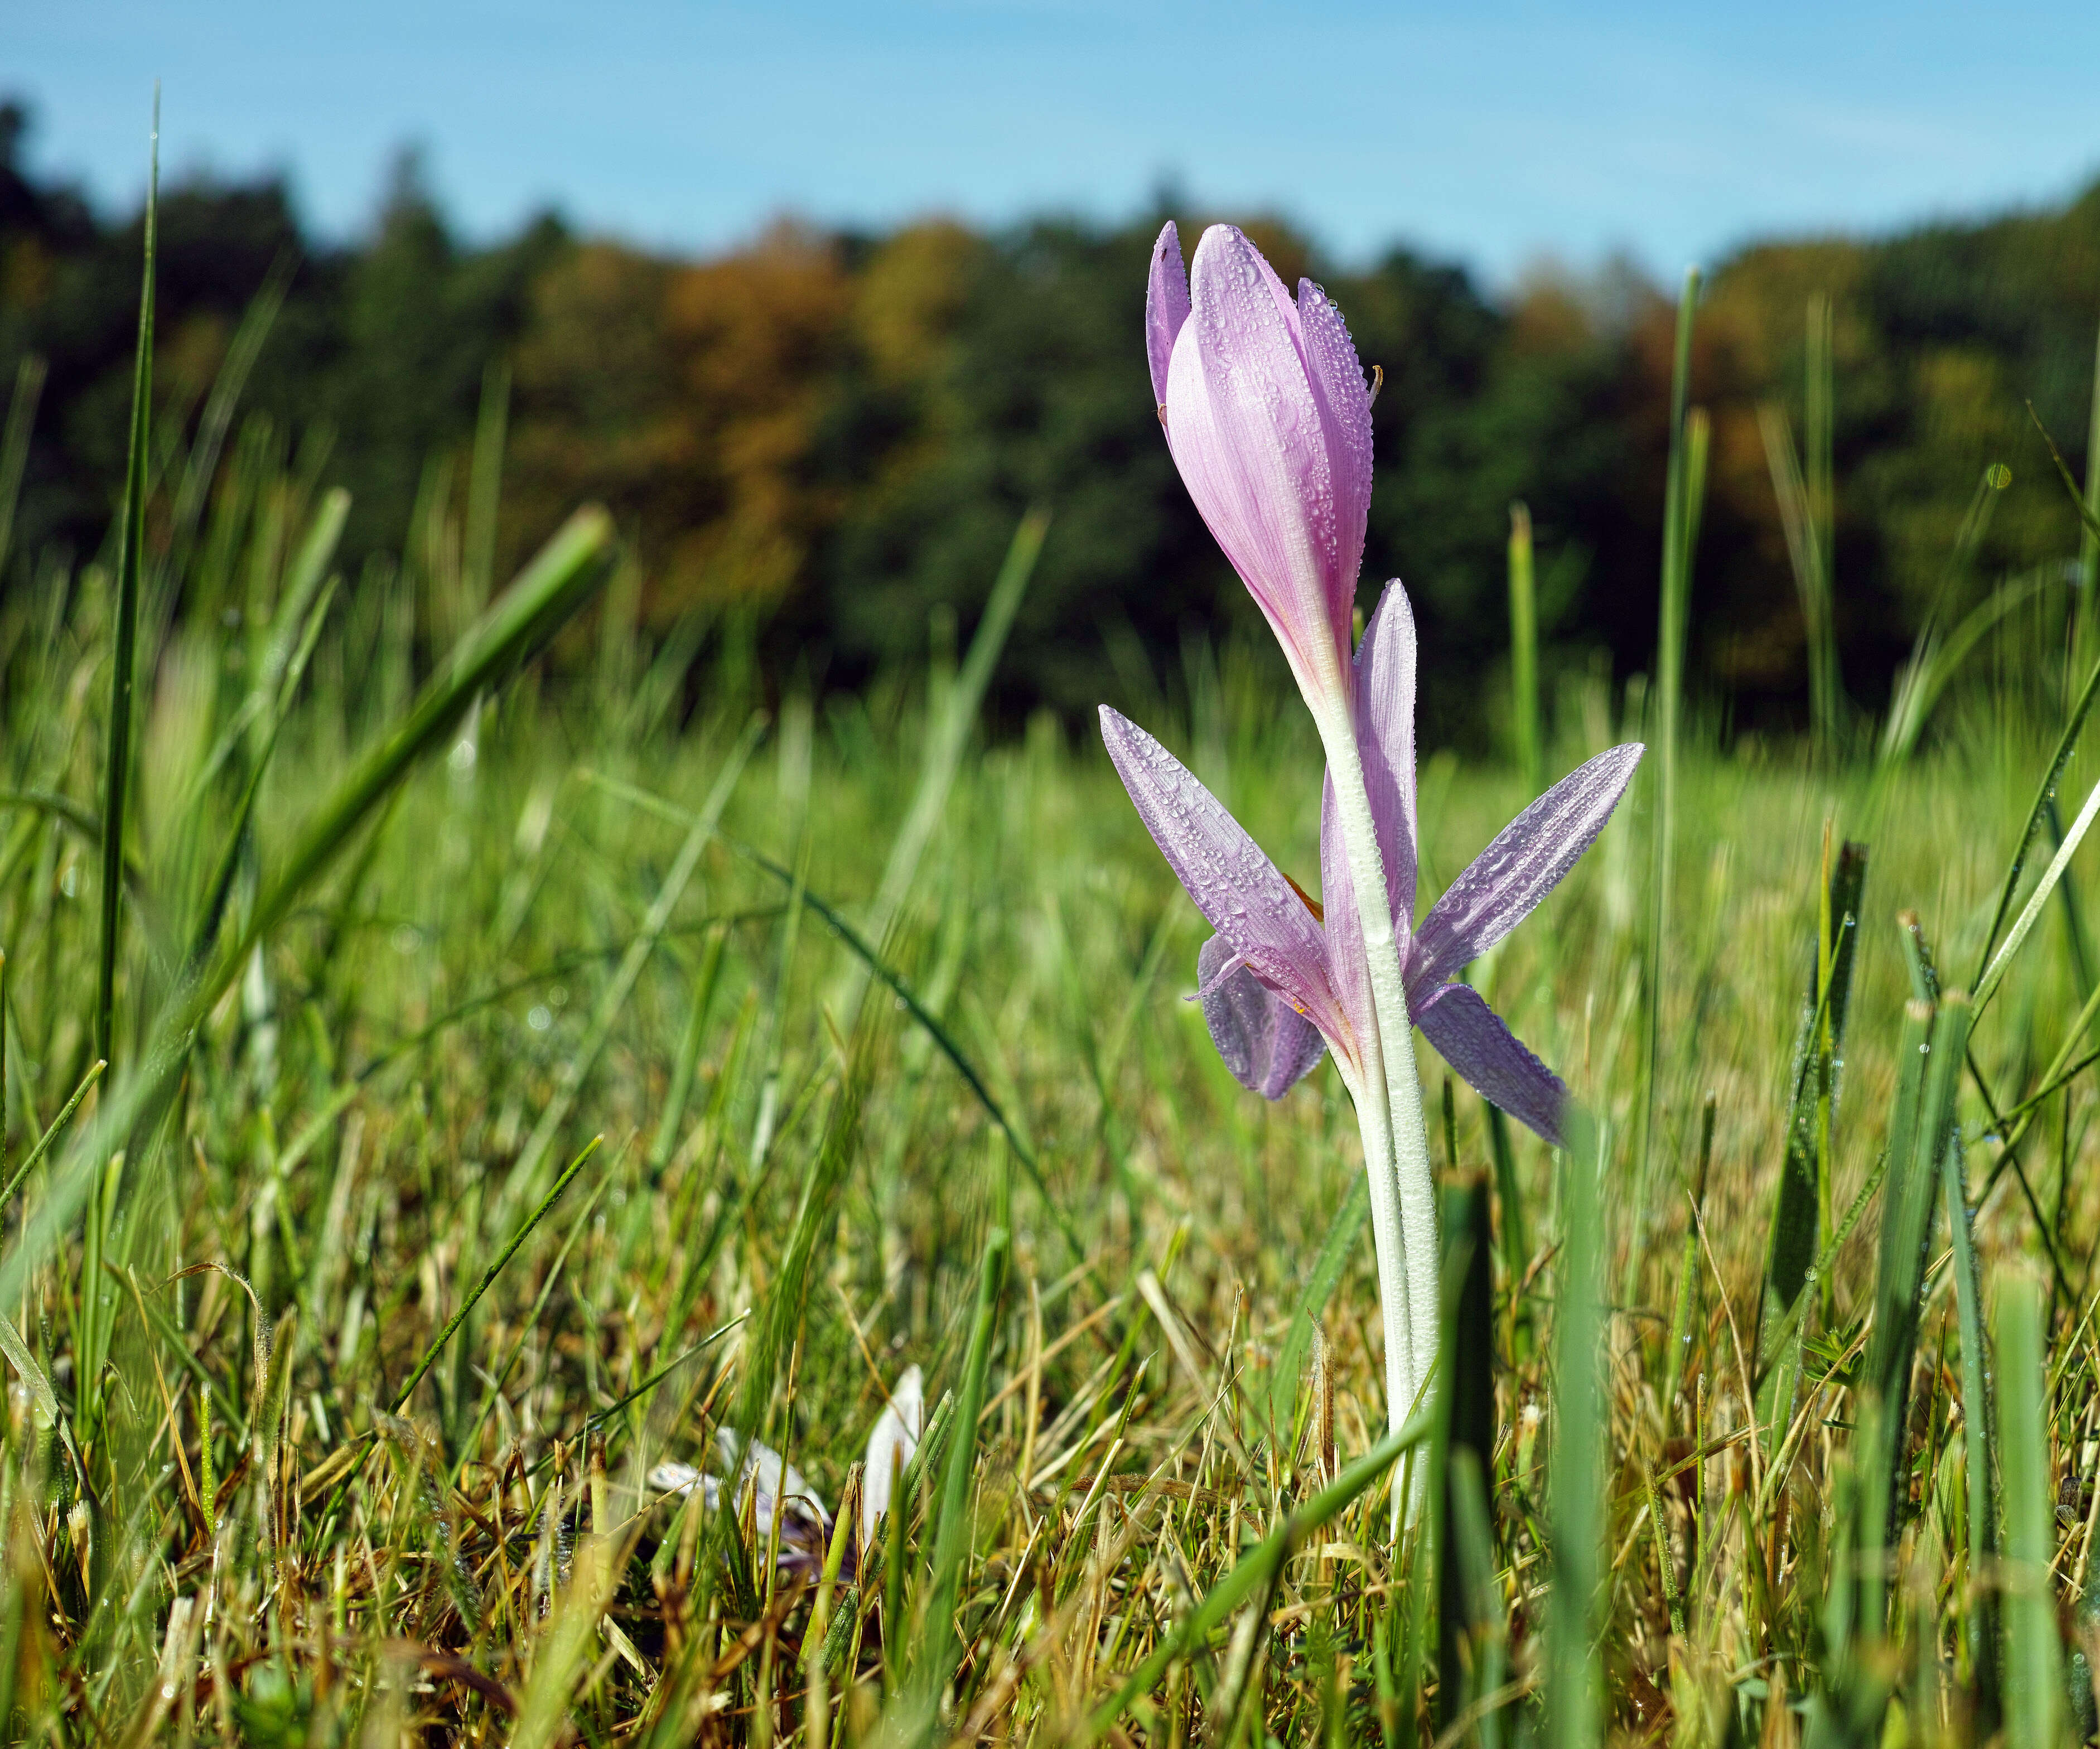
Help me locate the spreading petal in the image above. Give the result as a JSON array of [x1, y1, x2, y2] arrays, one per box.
[[1197, 935, 1327, 1098], [1409, 743, 1644, 993], [1352, 581, 1420, 935], [861, 1365, 924, 1548], [1100, 706, 1354, 1055], [1145, 222, 1190, 409], [1164, 225, 1354, 694], [1415, 982, 1567, 1146]]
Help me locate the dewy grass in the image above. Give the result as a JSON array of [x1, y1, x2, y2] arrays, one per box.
[[12, 191, 2100, 1749]]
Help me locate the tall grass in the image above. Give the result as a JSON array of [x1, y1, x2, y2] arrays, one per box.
[[3, 192, 2100, 1749]]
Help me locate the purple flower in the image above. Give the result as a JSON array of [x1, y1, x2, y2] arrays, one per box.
[[1147, 221, 1373, 722], [1102, 583, 1640, 1148]]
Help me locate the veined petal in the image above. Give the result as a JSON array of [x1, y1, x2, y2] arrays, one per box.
[[1297, 280, 1374, 635], [1165, 225, 1351, 693], [1409, 743, 1644, 994], [1415, 982, 1567, 1146], [1100, 706, 1354, 1054], [1198, 935, 1327, 1099], [1353, 582, 1420, 936], [1318, 770, 1377, 1062], [1145, 222, 1191, 409]]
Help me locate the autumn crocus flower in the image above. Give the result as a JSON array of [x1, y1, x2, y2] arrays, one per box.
[[1142, 219, 1438, 1446], [1102, 584, 1641, 1441], [1129, 221, 1639, 1463]]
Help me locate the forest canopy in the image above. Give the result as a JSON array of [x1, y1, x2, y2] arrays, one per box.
[[4, 100, 2098, 742]]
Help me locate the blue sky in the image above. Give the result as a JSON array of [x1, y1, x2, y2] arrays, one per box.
[[15, 1, 2100, 286]]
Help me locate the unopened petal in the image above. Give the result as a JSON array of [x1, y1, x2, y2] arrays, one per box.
[[1197, 935, 1327, 1098], [1415, 982, 1567, 1147], [1165, 225, 1352, 696], [1145, 222, 1191, 409], [1409, 743, 1644, 994], [861, 1364, 924, 1548], [1100, 706, 1354, 1055], [1297, 280, 1375, 637]]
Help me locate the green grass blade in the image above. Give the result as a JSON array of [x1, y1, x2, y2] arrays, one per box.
[[1548, 1109, 1606, 1749], [1861, 994, 1958, 1634], [1437, 1175, 1494, 1733], [0, 354, 47, 582], [1995, 1269, 2063, 1744], [1975, 771, 2100, 1014], [1268, 1173, 1370, 1448], [95, 104, 157, 1070], [894, 1221, 1009, 1740], [197, 504, 614, 1033], [1945, 1041, 2000, 1729], [0, 1059, 104, 1215], [1661, 1091, 1717, 1419], [1761, 841, 1867, 1395], [1637, 266, 1702, 1216], [648, 921, 730, 1179], [1508, 501, 1541, 797], [393, 1136, 601, 1415]]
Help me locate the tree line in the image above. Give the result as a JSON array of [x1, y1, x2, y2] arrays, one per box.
[[4, 100, 2097, 744]]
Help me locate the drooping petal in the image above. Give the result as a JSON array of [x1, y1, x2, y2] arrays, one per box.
[[716, 1428, 830, 1529], [1408, 743, 1644, 994], [1296, 280, 1374, 634], [1100, 706, 1355, 1055], [1352, 581, 1420, 936], [1198, 935, 1327, 1098], [1164, 225, 1352, 696], [648, 1461, 720, 1508], [1145, 222, 1190, 409], [861, 1365, 924, 1549], [1415, 982, 1567, 1146]]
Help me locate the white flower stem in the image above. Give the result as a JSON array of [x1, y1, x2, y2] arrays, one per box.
[[1307, 683, 1442, 1502]]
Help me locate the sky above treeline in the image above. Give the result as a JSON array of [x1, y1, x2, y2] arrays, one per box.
[[18, 0, 2100, 287]]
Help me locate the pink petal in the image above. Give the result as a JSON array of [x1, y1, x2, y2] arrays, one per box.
[[1100, 707, 1355, 1055], [1415, 982, 1567, 1146], [1408, 743, 1644, 995], [1318, 769, 1377, 1060], [1196, 935, 1327, 1099], [1145, 222, 1190, 409], [1352, 582, 1420, 939], [1164, 225, 1352, 692], [1296, 279, 1374, 637]]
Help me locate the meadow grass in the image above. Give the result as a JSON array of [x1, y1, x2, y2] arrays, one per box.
[[8, 214, 2100, 1749]]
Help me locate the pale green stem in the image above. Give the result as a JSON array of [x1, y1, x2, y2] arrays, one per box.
[[1316, 703, 1439, 1410], [1282, 632, 1438, 1500]]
